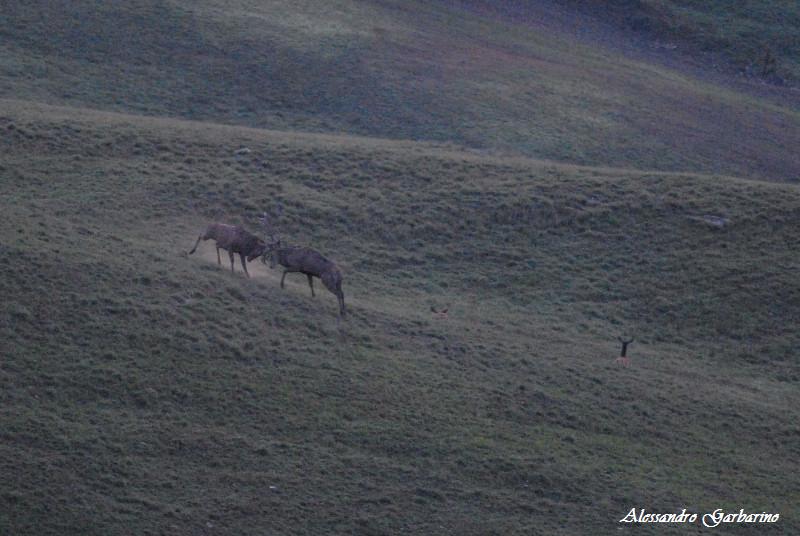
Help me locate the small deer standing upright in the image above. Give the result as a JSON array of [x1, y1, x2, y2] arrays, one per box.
[[616, 337, 634, 367]]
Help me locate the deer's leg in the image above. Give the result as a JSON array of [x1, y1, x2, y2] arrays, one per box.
[[240, 253, 249, 278], [322, 272, 345, 317], [188, 235, 203, 255], [307, 274, 315, 297], [229, 251, 235, 273], [216, 247, 221, 265], [281, 270, 288, 288]]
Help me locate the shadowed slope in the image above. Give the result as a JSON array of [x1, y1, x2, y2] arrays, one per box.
[[1, 1, 799, 181]]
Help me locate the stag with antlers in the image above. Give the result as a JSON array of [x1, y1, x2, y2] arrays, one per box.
[[259, 212, 347, 318], [188, 222, 267, 278]]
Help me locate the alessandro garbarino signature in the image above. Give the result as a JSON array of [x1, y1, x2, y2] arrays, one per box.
[[619, 508, 780, 527]]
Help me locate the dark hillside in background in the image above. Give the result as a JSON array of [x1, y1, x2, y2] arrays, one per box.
[[1, 0, 799, 181]]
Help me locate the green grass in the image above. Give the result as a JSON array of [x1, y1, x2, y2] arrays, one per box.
[[1, 100, 798, 535], [2, 2, 799, 534], [1, 1, 799, 181]]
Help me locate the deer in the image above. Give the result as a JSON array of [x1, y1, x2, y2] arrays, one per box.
[[188, 223, 267, 278], [430, 306, 449, 319], [258, 211, 345, 317], [615, 336, 634, 367], [261, 240, 346, 317]]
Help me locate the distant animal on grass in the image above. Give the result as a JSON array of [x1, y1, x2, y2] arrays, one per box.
[[615, 336, 634, 367], [430, 306, 449, 319], [188, 223, 267, 278], [262, 240, 346, 317]]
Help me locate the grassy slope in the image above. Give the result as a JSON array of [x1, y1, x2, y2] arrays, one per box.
[[1, 0, 799, 182], [1, 100, 799, 535]]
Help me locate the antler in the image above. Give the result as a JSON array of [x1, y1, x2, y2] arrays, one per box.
[[258, 210, 280, 244], [258, 211, 270, 230], [258, 207, 283, 265]]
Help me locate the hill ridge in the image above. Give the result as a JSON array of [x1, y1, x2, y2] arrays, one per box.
[[5, 97, 798, 189], [2, 1, 800, 181]]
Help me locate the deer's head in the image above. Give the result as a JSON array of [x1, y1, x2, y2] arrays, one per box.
[[247, 239, 268, 262], [261, 238, 281, 269]]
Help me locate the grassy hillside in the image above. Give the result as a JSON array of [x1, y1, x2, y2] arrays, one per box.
[[1, 0, 799, 181], [2, 1, 799, 534], [2, 100, 798, 535]]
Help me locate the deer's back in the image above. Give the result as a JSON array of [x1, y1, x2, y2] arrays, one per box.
[[206, 223, 255, 251], [281, 247, 337, 274]]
